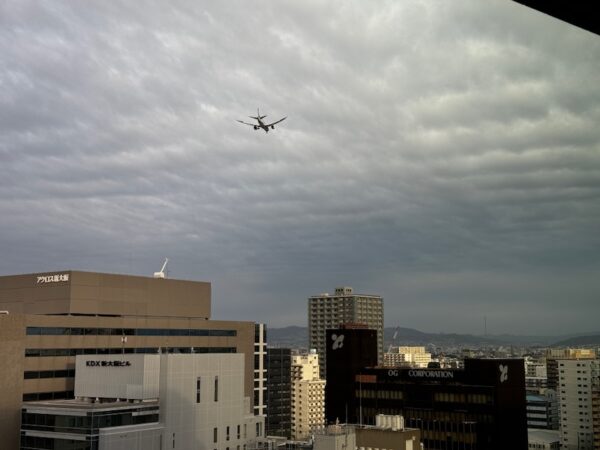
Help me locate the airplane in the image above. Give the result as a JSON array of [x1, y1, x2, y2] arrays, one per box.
[[237, 109, 286, 133]]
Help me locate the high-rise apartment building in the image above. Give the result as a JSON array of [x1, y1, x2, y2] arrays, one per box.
[[0, 270, 259, 450], [557, 358, 600, 450], [308, 287, 383, 376], [291, 351, 325, 440], [546, 348, 596, 391]]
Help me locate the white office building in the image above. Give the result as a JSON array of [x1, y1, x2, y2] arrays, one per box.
[[21, 353, 265, 450]]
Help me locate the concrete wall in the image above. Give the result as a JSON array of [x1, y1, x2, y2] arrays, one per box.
[[75, 354, 160, 400], [159, 354, 264, 450]]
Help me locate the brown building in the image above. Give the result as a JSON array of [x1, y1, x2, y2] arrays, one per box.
[[0, 270, 257, 450]]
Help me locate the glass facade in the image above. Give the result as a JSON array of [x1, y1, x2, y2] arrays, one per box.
[[20, 405, 159, 450]]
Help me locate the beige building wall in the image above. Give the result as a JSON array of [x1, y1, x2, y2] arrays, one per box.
[[0, 314, 26, 450], [0, 271, 211, 318]]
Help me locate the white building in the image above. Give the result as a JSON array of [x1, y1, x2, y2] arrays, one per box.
[[160, 353, 264, 450], [557, 358, 600, 450], [384, 346, 432, 368], [291, 351, 325, 440], [21, 353, 265, 450], [254, 323, 267, 416]]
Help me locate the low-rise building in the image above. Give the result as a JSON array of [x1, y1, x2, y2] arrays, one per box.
[[526, 391, 558, 430], [314, 415, 421, 450], [384, 347, 432, 368], [527, 429, 559, 450]]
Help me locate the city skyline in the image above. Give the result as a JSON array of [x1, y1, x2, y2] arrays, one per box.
[[1, 1, 599, 335]]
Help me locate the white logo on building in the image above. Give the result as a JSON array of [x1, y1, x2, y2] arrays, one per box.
[[36, 274, 69, 284], [499, 364, 508, 383], [331, 334, 345, 350]]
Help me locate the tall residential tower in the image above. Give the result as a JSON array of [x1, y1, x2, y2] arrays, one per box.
[[308, 287, 383, 376]]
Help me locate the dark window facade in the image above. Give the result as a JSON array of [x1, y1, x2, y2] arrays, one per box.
[[25, 347, 236, 357], [265, 348, 292, 439], [350, 359, 527, 450]]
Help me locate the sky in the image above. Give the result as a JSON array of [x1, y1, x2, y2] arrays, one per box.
[[1, 1, 599, 335]]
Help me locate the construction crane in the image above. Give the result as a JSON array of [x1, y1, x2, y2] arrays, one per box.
[[387, 327, 399, 353], [153, 258, 169, 279]]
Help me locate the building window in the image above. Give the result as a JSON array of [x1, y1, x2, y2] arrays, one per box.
[[196, 377, 201, 403], [227, 426, 230, 441], [214, 376, 219, 402], [214, 427, 218, 443], [237, 425, 241, 439]]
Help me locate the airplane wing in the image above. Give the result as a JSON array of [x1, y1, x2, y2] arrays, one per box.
[[236, 120, 257, 127], [264, 117, 287, 127]]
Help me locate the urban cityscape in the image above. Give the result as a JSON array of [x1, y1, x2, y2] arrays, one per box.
[[1, 274, 600, 450], [2, 2, 600, 450]]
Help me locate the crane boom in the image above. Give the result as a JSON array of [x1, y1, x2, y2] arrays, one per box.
[[153, 258, 169, 278]]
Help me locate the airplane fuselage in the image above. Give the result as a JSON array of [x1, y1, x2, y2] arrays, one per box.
[[255, 118, 272, 133]]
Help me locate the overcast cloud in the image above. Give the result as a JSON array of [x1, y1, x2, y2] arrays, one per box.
[[1, 1, 599, 335]]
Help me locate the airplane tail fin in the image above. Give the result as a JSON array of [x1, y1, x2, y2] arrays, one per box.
[[250, 108, 267, 120]]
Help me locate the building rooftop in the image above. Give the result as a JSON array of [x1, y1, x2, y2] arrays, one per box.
[[22, 398, 160, 413], [527, 429, 559, 444]]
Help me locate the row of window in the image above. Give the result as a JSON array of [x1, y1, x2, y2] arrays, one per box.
[[196, 376, 219, 403], [22, 410, 159, 434], [26, 327, 237, 337], [213, 423, 262, 443], [21, 435, 93, 450], [25, 370, 75, 379], [25, 347, 236, 357], [23, 390, 74, 402]]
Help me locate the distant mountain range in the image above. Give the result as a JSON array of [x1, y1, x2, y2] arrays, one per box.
[[265, 326, 600, 349]]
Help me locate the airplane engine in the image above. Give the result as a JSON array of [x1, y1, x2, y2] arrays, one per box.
[[271, 125, 275, 130], [254, 126, 258, 130]]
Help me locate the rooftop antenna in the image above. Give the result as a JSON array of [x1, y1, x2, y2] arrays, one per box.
[[153, 258, 169, 279]]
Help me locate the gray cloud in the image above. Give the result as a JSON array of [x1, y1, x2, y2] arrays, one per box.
[[1, 0, 599, 335]]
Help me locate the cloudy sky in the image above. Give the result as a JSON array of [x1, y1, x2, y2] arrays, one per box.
[[1, 1, 599, 335]]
